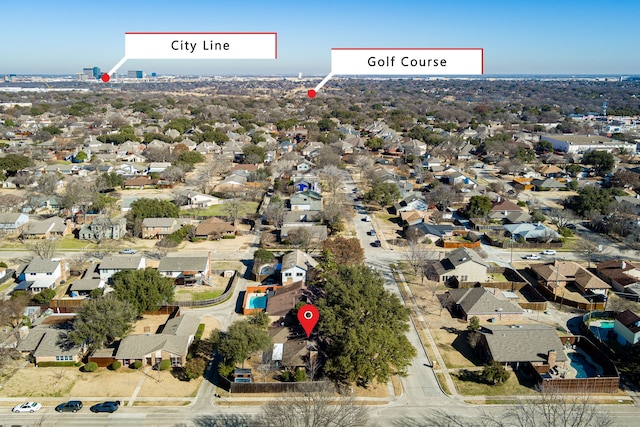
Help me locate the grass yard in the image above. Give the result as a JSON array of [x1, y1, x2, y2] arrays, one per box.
[[452, 369, 536, 397], [175, 288, 224, 301], [431, 328, 482, 369], [181, 201, 259, 218], [54, 236, 98, 250]]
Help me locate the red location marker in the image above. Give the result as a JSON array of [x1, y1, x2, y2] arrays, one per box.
[[101, 73, 110, 83], [297, 304, 319, 338], [307, 89, 317, 99]]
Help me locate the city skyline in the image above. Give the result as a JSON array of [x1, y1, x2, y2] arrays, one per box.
[[2, 0, 639, 76]]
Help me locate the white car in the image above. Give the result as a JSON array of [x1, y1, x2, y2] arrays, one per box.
[[13, 402, 42, 413], [542, 249, 557, 255], [523, 254, 541, 260]]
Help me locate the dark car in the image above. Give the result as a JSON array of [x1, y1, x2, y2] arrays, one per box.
[[371, 240, 381, 247], [90, 401, 120, 413], [55, 400, 83, 413]]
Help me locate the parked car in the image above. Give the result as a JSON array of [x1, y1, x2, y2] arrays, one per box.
[[119, 248, 137, 254], [542, 249, 557, 255], [523, 254, 541, 260], [55, 400, 83, 413], [371, 240, 382, 247], [90, 401, 120, 413], [367, 229, 376, 236], [12, 402, 42, 413]]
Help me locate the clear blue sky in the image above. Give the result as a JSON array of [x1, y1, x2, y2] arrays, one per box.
[[2, 0, 638, 76]]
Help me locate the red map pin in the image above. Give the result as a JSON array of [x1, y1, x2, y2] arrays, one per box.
[[297, 304, 319, 338]]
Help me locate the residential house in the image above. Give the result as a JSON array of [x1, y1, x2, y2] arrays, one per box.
[[290, 190, 323, 211], [613, 310, 640, 346], [22, 217, 73, 239], [97, 255, 146, 283], [194, 217, 235, 240], [280, 225, 328, 246], [124, 176, 159, 189], [531, 178, 566, 191], [17, 317, 85, 366], [531, 260, 610, 301], [283, 210, 322, 227], [406, 223, 454, 242], [280, 250, 318, 285], [142, 218, 178, 239], [268, 326, 309, 370], [425, 247, 489, 284], [17, 259, 64, 293], [392, 195, 429, 214], [185, 193, 219, 209], [596, 259, 640, 297], [158, 256, 210, 285], [402, 139, 427, 156], [445, 287, 524, 322], [115, 314, 200, 368], [78, 216, 127, 241], [147, 162, 172, 174], [504, 223, 559, 242], [0, 212, 29, 236], [296, 161, 314, 172], [266, 281, 307, 318], [68, 275, 105, 296], [488, 198, 523, 221], [400, 210, 431, 227], [477, 324, 568, 369]]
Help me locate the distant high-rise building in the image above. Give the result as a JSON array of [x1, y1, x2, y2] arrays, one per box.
[[127, 70, 145, 78], [82, 66, 101, 79]]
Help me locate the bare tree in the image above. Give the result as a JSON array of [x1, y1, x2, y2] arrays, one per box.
[[224, 199, 242, 230], [547, 208, 577, 229], [264, 199, 286, 229], [320, 165, 342, 195], [575, 238, 605, 268], [27, 239, 58, 259], [255, 382, 371, 427], [0, 295, 30, 328], [0, 193, 24, 212], [355, 155, 375, 182]]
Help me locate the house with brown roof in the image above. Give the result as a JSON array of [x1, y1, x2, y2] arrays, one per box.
[[424, 247, 489, 285], [613, 310, 640, 346], [195, 217, 235, 239], [268, 326, 309, 370], [124, 176, 159, 189], [531, 260, 610, 301], [595, 259, 640, 298], [488, 198, 523, 221], [141, 218, 178, 239], [266, 281, 307, 318]]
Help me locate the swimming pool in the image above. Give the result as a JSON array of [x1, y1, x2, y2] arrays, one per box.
[[568, 352, 600, 378], [247, 293, 268, 309]]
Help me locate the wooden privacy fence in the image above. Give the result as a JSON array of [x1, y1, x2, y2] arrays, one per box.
[[218, 375, 329, 394]]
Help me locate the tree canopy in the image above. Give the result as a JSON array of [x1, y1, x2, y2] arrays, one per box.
[[129, 198, 180, 221], [567, 186, 615, 217], [364, 181, 401, 207], [112, 269, 175, 316], [68, 297, 137, 349], [0, 154, 33, 176], [465, 195, 492, 218], [582, 150, 615, 176], [215, 315, 272, 372], [321, 237, 364, 266], [316, 264, 416, 386]]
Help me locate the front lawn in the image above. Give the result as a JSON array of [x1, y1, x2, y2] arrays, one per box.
[[180, 201, 259, 218]]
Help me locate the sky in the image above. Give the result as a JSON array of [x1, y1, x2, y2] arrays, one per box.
[[2, 0, 639, 76]]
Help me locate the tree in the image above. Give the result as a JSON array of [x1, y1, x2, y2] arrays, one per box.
[[243, 145, 267, 164], [0, 295, 29, 328], [95, 172, 125, 192], [321, 237, 364, 265], [320, 165, 343, 195], [215, 318, 272, 369], [253, 248, 275, 267], [468, 316, 481, 332], [28, 239, 57, 259], [224, 199, 243, 230], [36, 174, 59, 195], [184, 357, 207, 380], [465, 195, 492, 218], [317, 264, 416, 386], [480, 361, 510, 385], [582, 150, 615, 176], [74, 151, 88, 162], [112, 269, 175, 316], [178, 150, 205, 165], [287, 227, 321, 253], [255, 382, 370, 427], [575, 238, 604, 268], [364, 181, 401, 207], [0, 154, 33, 176], [568, 187, 615, 217], [128, 198, 179, 231], [264, 198, 286, 229]]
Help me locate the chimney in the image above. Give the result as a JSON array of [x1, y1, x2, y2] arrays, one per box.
[[621, 261, 626, 270], [547, 350, 557, 366]]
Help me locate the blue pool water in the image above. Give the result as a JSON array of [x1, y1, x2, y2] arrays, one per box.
[[247, 294, 268, 309], [599, 320, 615, 328], [568, 352, 599, 378]]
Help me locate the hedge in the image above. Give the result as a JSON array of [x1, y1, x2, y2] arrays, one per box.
[[159, 359, 171, 371], [194, 324, 205, 340], [110, 361, 122, 370], [37, 361, 79, 367], [132, 361, 142, 369], [84, 362, 98, 372]]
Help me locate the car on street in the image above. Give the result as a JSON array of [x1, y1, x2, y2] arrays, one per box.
[[523, 254, 541, 260], [119, 248, 137, 254], [90, 401, 120, 413], [367, 229, 376, 236], [12, 402, 42, 413], [55, 400, 83, 413], [542, 249, 557, 255], [371, 240, 382, 247]]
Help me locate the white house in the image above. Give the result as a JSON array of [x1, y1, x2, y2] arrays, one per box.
[[97, 255, 146, 282], [280, 250, 318, 285], [157, 256, 210, 286], [17, 259, 63, 292], [614, 310, 640, 346], [186, 193, 220, 209]]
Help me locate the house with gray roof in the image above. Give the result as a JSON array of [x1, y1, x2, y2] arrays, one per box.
[[97, 255, 145, 282], [504, 222, 559, 242], [17, 259, 63, 292], [141, 217, 178, 239], [78, 216, 127, 241], [445, 287, 524, 322], [16, 316, 85, 366], [22, 217, 72, 239], [0, 212, 29, 236], [478, 324, 568, 369], [281, 250, 318, 285], [158, 256, 210, 286], [115, 315, 200, 368], [290, 190, 323, 212], [425, 247, 488, 284]]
